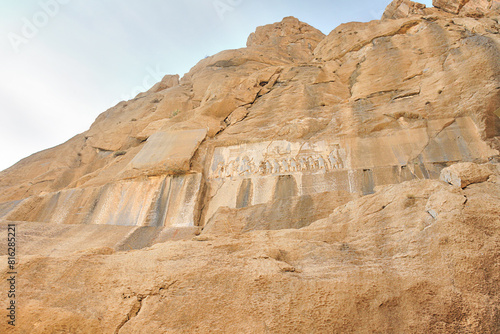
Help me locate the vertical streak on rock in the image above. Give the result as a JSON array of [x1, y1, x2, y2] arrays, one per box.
[[362, 169, 375, 195], [145, 177, 169, 227], [236, 179, 254, 208], [274, 175, 299, 199]]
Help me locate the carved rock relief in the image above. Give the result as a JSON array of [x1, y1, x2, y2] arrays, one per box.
[[210, 140, 348, 179]]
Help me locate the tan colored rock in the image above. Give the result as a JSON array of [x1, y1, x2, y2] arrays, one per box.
[[425, 188, 467, 218], [0, 6, 499, 332], [0, 221, 198, 256], [382, 0, 430, 19], [433, 0, 500, 16], [0, 12, 499, 224], [2, 12, 499, 204], [1, 174, 203, 227], [440, 161, 495, 187], [202, 191, 358, 235], [246, 16, 325, 62], [433, 0, 468, 13], [147, 74, 180, 93], [123, 129, 207, 177], [2, 173, 499, 333], [313, 18, 421, 61]]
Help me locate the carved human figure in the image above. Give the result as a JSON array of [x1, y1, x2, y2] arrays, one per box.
[[337, 153, 345, 169], [214, 161, 226, 178], [306, 156, 314, 170], [329, 149, 344, 169], [329, 150, 338, 169], [259, 161, 267, 175], [271, 159, 281, 174], [248, 158, 257, 174], [265, 161, 273, 175], [318, 156, 327, 170], [280, 159, 289, 173], [239, 156, 253, 176], [299, 157, 308, 170], [289, 158, 298, 172], [226, 160, 239, 177]]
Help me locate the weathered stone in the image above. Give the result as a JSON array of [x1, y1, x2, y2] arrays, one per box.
[[0, 2, 500, 332], [2, 172, 499, 333], [440, 161, 495, 187], [433, 0, 500, 16], [2, 174, 203, 227], [202, 191, 358, 235], [382, 0, 430, 19], [147, 74, 180, 93], [201, 118, 496, 224], [124, 129, 207, 177], [246, 16, 325, 62], [433, 0, 468, 14], [0, 221, 198, 256]]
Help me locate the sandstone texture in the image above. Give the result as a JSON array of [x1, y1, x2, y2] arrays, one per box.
[[440, 161, 497, 187], [382, 0, 433, 19], [1, 167, 499, 333], [434, 0, 500, 16], [1, 0, 500, 332]]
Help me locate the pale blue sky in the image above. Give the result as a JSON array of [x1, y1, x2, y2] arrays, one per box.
[[0, 0, 433, 171]]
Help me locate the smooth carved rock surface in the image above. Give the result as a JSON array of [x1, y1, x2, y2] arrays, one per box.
[[0, 0, 500, 332], [125, 129, 207, 177], [202, 190, 359, 235], [1, 173, 499, 333], [201, 117, 496, 226], [0, 174, 203, 228]]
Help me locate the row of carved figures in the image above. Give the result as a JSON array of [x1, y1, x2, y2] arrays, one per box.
[[212, 150, 346, 178]]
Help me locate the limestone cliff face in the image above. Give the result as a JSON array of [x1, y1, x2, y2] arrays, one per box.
[[2, 165, 500, 333], [383, 0, 500, 19], [1, 3, 498, 229], [434, 0, 500, 16], [1, 1, 500, 332]]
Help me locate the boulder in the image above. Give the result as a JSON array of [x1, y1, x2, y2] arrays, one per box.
[[440, 162, 494, 187], [382, 0, 430, 19]]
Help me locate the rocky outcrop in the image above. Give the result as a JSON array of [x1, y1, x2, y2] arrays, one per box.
[[247, 16, 325, 49], [383, 0, 500, 18], [1, 174, 203, 227], [0, 0, 499, 233], [1, 0, 500, 332], [440, 161, 497, 187], [434, 0, 500, 16], [1, 10, 499, 209], [382, 0, 432, 19], [1, 164, 499, 333], [382, 0, 500, 19]]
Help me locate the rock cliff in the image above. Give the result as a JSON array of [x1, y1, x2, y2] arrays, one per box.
[[1, 0, 500, 332]]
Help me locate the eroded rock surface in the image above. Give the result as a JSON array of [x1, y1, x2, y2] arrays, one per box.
[[440, 161, 497, 187], [434, 0, 500, 16], [1, 166, 499, 333], [0, 0, 500, 332]]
